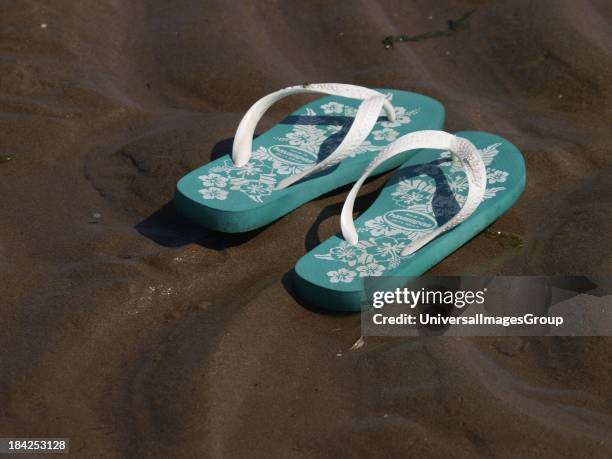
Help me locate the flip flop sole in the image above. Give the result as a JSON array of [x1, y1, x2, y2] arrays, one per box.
[[294, 131, 526, 312], [174, 89, 444, 232]]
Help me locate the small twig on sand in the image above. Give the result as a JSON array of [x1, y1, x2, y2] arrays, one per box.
[[350, 336, 365, 351], [383, 10, 475, 49]]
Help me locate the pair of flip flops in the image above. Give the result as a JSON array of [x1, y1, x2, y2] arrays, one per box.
[[175, 83, 526, 311]]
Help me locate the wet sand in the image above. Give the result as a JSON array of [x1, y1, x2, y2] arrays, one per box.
[[1, 0, 611, 457]]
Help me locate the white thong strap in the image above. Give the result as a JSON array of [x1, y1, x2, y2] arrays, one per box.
[[340, 130, 487, 256], [232, 83, 396, 187]]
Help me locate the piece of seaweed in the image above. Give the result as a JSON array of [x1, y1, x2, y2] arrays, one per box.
[[383, 10, 475, 49], [484, 228, 524, 248]]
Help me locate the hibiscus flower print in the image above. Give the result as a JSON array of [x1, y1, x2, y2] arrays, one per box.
[[285, 126, 327, 148], [343, 105, 357, 117], [230, 179, 275, 199], [251, 147, 269, 161], [356, 249, 376, 266], [487, 169, 509, 184], [370, 236, 411, 269], [321, 101, 344, 114], [375, 238, 406, 258], [227, 159, 273, 180], [391, 178, 435, 208], [372, 127, 399, 142], [329, 242, 359, 265], [199, 187, 228, 200], [210, 161, 234, 175], [327, 268, 357, 283], [198, 173, 227, 188], [398, 191, 425, 205], [381, 107, 418, 128], [270, 159, 306, 176], [363, 216, 400, 237], [357, 262, 385, 278]]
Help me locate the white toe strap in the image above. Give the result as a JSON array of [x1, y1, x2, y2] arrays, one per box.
[[341, 130, 487, 256], [232, 83, 396, 171], [276, 95, 388, 189]]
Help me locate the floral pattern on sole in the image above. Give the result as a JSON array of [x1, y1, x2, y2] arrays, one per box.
[[196, 96, 421, 203], [315, 143, 507, 284]]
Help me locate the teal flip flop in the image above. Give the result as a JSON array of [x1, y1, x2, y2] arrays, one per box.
[[174, 83, 444, 232], [294, 130, 526, 312]]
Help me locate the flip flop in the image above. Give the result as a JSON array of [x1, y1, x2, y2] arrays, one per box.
[[294, 130, 526, 311], [174, 83, 444, 232]]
